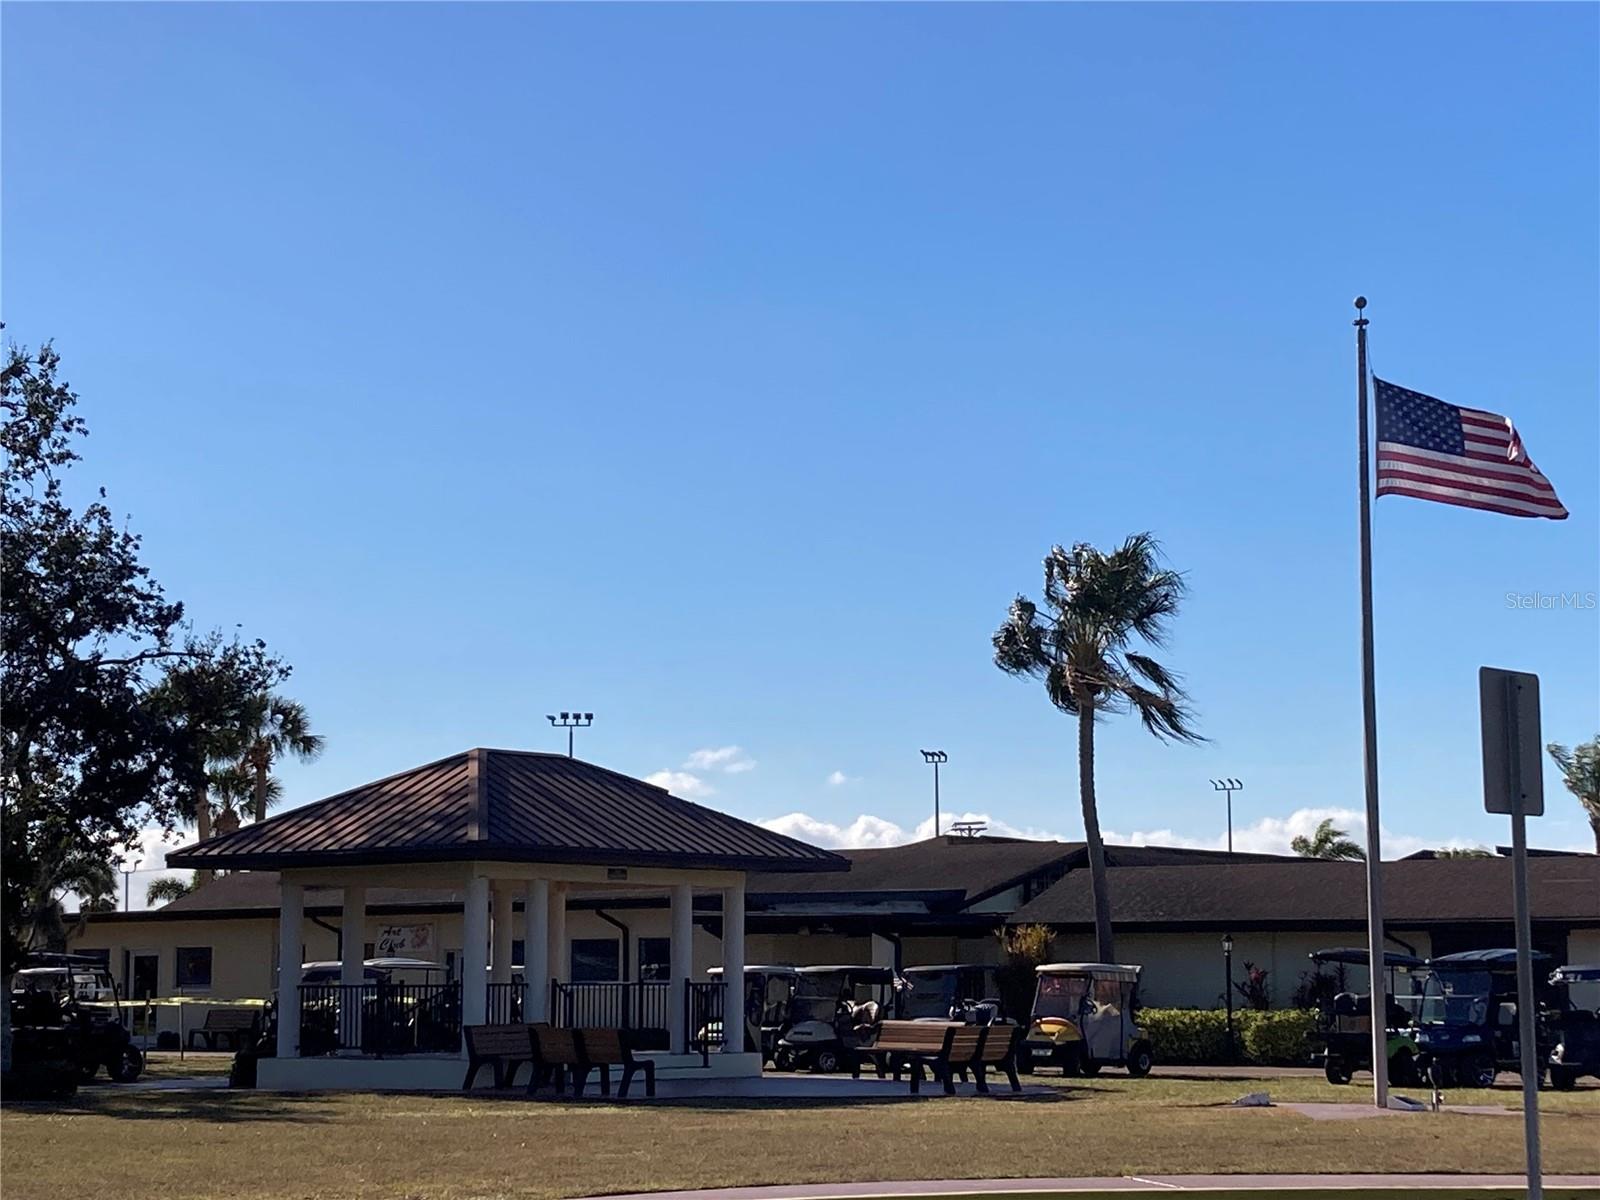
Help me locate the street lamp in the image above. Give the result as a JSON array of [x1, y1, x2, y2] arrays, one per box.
[[920, 750, 947, 836], [546, 711, 594, 758], [1210, 778, 1243, 855], [121, 854, 143, 913], [1222, 932, 1236, 1063]]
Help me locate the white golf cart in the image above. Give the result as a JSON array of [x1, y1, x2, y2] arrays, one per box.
[[1023, 962, 1153, 1077]]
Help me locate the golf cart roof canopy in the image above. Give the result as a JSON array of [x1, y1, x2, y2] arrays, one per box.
[[19, 953, 111, 970], [708, 965, 798, 977], [1550, 964, 1600, 985], [1429, 949, 1551, 970], [1036, 963, 1142, 979], [902, 964, 994, 975], [794, 965, 897, 979], [301, 957, 444, 971], [1309, 948, 1426, 969]]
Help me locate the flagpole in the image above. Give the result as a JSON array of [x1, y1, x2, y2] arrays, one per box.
[[1355, 295, 1389, 1109]]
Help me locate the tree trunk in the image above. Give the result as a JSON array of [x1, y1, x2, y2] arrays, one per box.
[[253, 754, 269, 824], [194, 782, 214, 887], [1591, 811, 1600, 855], [1077, 698, 1116, 963]]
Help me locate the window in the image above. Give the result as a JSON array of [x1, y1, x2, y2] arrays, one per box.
[[175, 947, 212, 989], [570, 938, 620, 982], [512, 939, 525, 968], [639, 937, 670, 981], [363, 942, 376, 960]]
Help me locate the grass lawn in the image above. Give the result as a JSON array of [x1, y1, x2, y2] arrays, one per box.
[[132, 1051, 235, 1080], [3, 1075, 1596, 1200]]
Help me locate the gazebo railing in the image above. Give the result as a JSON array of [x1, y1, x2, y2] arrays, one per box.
[[552, 980, 670, 1047], [297, 981, 461, 1057], [685, 980, 726, 1065], [485, 982, 524, 1025]]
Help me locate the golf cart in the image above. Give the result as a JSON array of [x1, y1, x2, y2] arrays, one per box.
[[1548, 963, 1600, 1090], [8, 952, 145, 1082], [1306, 947, 1425, 1086], [900, 964, 1006, 1024], [706, 965, 798, 1063], [774, 965, 900, 1073], [1415, 949, 1555, 1088], [1022, 963, 1152, 1077]]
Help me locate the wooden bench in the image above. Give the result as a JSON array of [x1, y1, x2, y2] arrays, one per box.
[[187, 1008, 260, 1052], [858, 1021, 985, 1094], [968, 1024, 1024, 1094], [527, 1025, 583, 1096], [573, 1028, 657, 1099], [463, 1023, 541, 1090]]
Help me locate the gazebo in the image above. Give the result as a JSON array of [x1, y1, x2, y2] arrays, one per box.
[[166, 748, 846, 1090]]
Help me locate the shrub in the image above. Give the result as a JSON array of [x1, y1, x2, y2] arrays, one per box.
[[1140, 1008, 1317, 1066], [994, 924, 1054, 1025], [1239, 1009, 1318, 1065]]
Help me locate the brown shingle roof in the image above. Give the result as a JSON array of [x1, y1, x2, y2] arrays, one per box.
[[1009, 856, 1600, 927], [165, 750, 845, 873]]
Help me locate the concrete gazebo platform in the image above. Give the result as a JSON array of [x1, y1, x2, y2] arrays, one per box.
[[167, 748, 845, 1091]]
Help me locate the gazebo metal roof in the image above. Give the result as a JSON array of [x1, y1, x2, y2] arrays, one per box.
[[166, 748, 847, 873]]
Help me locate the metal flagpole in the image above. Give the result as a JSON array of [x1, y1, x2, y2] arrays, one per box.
[[1354, 295, 1389, 1109]]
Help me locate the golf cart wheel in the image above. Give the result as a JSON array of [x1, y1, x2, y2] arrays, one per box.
[[1389, 1049, 1418, 1087], [1125, 1043, 1153, 1078], [812, 1049, 840, 1074], [1550, 1067, 1577, 1091], [1323, 1060, 1353, 1085], [1077, 1051, 1102, 1077], [1016, 1048, 1035, 1075], [1466, 1052, 1496, 1089], [107, 1046, 144, 1083], [77, 1060, 100, 1082]]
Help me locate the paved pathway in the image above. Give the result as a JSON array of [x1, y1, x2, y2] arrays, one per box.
[[587, 1175, 1600, 1199]]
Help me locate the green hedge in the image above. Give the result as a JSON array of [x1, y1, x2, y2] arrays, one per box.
[[1140, 1008, 1317, 1066]]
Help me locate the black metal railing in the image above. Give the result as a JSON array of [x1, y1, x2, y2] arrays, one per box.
[[485, 982, 524, 1025], [685, 980, 726, 1065], [297, 982, 462, 1057], [553, 980, 670, 1049]]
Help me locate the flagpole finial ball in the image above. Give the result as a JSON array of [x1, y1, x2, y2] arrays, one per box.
[[1354, 296, 1367, 310]]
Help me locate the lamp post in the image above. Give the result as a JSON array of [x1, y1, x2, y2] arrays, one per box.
[[1211, 779, 1243, 856], [920, 750, 947, 836], [546, 711, 594, 758], [121, 854, 143, 913], [1222, 932, 1236, 1063]]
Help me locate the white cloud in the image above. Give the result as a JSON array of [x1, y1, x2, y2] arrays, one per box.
[[1103, 806, 1517, 859], [684, 746, 755, 774], [825, 770, 857, 787], [645, 769, 716, 799], [759, 808, 1069, 849]]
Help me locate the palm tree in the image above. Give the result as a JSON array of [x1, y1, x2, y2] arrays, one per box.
[[1290, 818, 1366, 861], [993, 534, 1201, 962], [237, 694, 323, 824], [1547, 735, 1599, 853], [208, 763, 283, 834], [146, 876, 195, 906], [22, 838, 116, 951]]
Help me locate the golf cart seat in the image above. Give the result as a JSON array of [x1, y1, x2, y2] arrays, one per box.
[[1333, 992, 1363, 1016]]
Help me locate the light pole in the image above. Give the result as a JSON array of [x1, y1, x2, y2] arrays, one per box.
[[920, 750, 947, 836], [546, 711, 594, 758], [1211, 778, 1243, 856], [121, 854, 143, 913], [1222, 932, 1236, 1063]]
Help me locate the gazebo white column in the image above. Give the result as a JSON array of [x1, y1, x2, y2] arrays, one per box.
[[547, 884, 568, 985], [490, 883, 514, 986], [524, 879, 550, 1022], [341, 886, 366, 1050], [722, 880, 746, 1052], [462, 875, 489, 1028], [276, 880, 304, 1058], [668, 883, 693, 1055]]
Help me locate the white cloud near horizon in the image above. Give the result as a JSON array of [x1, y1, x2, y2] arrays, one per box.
[[758, 804, 1576, 856], [825, 770, 857, 787], [645, 769, 717, 799], [684, 746, 755, 774]]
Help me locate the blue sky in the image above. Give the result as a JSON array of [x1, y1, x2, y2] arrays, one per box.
[[5, 3, 1597, 897]]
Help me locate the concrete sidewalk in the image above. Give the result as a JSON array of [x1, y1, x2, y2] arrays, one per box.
[[585, 1176, 1599, 1199]]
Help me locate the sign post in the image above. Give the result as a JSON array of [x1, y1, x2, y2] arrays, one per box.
[[1479, 666, 1544, 1200]]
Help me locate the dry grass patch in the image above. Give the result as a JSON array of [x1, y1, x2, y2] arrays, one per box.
[[1, 1081, 1595, 1200]]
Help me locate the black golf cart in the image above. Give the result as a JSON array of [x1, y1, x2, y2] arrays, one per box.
[[774, 965, 900, 1073], [1548, 963, 1600, 1091], [1415, 948, 1555, 1088], [900, 964, 1006, 1024], [8, 952, 145, 1082], [1306, 947, 1425, 1085], [707, 965, 798, 1063]]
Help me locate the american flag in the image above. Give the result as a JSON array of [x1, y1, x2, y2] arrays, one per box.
[[1374, 377, 1568, 520]]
